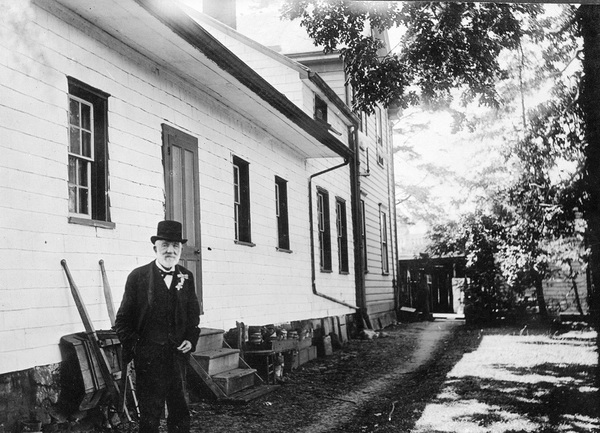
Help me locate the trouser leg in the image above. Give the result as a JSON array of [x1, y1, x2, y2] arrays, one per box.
[[135, 345, 168, 433], [166, 353, 190, 433]]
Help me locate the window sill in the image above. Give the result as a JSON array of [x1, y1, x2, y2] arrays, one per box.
[[276, 247, 293, 254], [339, 271, 350, 275], [320, 269, 333, 274], [235, 240, 256, 247], [382, 272, 390, 276], [68, 216, 115, 229]]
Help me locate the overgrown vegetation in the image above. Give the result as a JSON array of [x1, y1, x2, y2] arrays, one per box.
[[427, 74, 587, 322]]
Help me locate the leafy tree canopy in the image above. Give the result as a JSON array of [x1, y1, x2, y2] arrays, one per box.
[[426, 73, 586, 318], [282, 1, 543, 113]]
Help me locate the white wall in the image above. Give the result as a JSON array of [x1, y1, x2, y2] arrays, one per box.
[[199, 18, 351, 145], [0, 0, 355, 375], [358, 108, 398, 315]]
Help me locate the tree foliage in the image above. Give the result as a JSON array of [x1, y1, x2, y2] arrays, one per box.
[[282, 1, 542, 113], [283, 0, 600, 380], [427, 73, 586, 320]]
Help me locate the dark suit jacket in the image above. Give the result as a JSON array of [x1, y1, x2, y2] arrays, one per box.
[[115, 261, 201, 362]]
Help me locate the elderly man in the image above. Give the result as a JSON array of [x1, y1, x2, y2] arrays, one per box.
[[115, 220, 200, 433]]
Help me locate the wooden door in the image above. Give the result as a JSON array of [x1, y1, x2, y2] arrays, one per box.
[[162, 124, 203, 314]]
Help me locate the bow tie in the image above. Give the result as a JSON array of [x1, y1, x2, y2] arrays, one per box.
[[159, 269, 174, 278]]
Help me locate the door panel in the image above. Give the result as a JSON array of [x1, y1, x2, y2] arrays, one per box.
[[162, 124, 203, 314]]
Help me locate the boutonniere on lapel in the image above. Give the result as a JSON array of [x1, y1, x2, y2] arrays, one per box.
[[175, 272, 189, 291]]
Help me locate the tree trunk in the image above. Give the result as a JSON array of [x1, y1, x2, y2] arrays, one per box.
[[579, 5, 600, 387], [571, 276, 585, 317], [566, 259, 585, 316], [534, 271, 548, 320]]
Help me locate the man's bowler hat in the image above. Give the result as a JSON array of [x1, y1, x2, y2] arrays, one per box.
[[151, 220, 188, 244]]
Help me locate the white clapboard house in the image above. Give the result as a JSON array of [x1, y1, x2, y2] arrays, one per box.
[[0, 0, 366, 427], [189, 0, 400, 329]]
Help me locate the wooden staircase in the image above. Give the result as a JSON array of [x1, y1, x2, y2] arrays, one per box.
[[188, 328, 278, 403]]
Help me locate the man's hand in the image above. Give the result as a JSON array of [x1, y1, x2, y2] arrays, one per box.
[[177, 340, 192, 353]]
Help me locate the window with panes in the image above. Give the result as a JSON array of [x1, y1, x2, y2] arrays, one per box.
[[233, 156, 251, 243], [380, 208, 389, 274], [275, 176, 290, 250], [67, 78, 111, 224], [336, 198, 349, 273], [314, 95, 328, 123], [376, 106, 384, 166], [317, 188, 332, 271]]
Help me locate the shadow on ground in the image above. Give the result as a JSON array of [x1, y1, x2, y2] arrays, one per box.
[[411, 322, 599, 433]]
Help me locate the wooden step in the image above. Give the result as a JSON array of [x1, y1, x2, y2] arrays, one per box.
[[227, 384, 280, 404], [195, 328, 225, 353], [193, 348, 240, 376], [187, 355, 227, 400], [212, 368, 256, 395]]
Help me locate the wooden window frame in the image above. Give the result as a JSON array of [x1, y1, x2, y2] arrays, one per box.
[[233, 155, 252, 244], [67, 77, 113, 228], [336, 197, 349, 274], [317, 187, 332, 272], [380, 206, 389, 275], [314, 95, 328, 124], [376, 106, 384, 167], [275, 176, 290, 251]]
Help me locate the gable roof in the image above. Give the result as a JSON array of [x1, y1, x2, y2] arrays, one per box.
[[52, 0, 353, 160], [183, 7, 359, 127]]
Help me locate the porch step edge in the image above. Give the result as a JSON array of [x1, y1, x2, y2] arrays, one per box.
[[194, 348, 239, 360], [200, 328, 225, 336]]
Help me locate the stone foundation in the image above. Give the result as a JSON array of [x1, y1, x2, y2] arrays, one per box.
[[0, 364, 60, 433]]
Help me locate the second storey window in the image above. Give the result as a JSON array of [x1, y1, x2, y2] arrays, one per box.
[[233, 156, 251, 243], [336, 198, 349, 273], [317, 188, 332, 271], [361, 111, 368, 136], [314, 95, 328, 123], [376, 106, 384, 166], [67, 77, 110, 223], [275, 176, 290, 250]]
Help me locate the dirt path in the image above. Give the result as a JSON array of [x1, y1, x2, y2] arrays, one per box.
[[294, 321, 462, 433], [181, 320, 466, 433]]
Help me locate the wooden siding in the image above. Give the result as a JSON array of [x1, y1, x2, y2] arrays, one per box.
[[196, 18, 351, 145], [358, 109, 398, 317], [543, 260, 589, 314], [307, 64, 347, 102], [0, 1, 355, 375]]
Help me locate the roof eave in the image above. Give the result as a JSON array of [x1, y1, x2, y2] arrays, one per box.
[[135, 0, 353, 160]]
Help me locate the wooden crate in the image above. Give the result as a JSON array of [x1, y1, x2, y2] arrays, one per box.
[[298, 346, 317, 366], [245, 338, 307, 353]]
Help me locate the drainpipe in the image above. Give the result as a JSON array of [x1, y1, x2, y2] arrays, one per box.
[[309, 158, 359, 310], [343, 70, 367, 319], [387, 142, 399, 310], [349, 126, 367, 314]]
